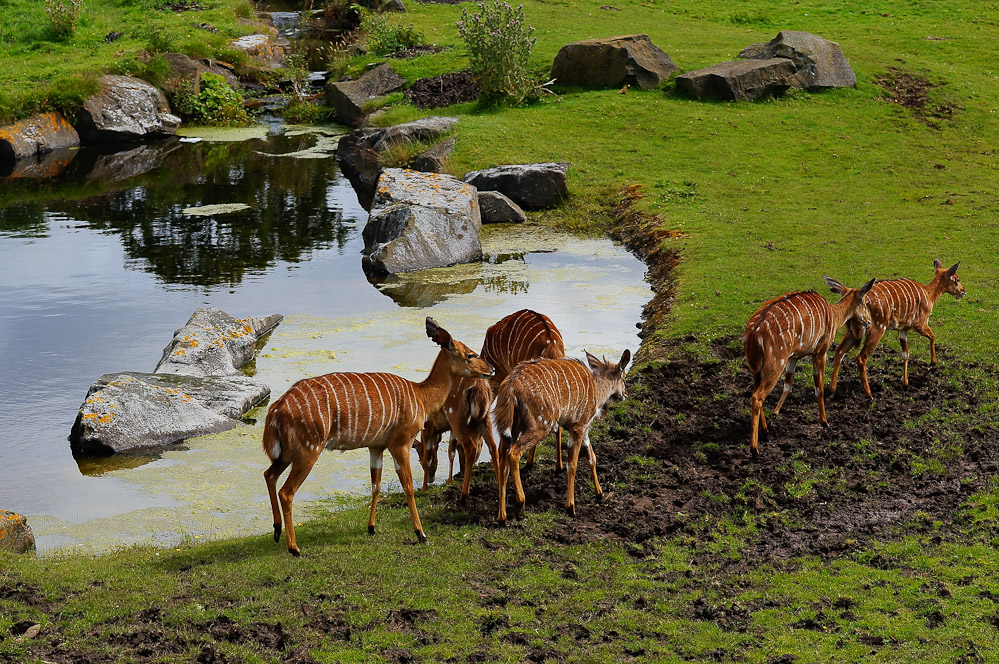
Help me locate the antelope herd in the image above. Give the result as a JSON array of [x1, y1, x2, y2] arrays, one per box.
[[262, 259, 964, 553]]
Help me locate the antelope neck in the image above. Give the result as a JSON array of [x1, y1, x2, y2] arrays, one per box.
[[828, 293, 859, 328], [416, 348, 457, 417]]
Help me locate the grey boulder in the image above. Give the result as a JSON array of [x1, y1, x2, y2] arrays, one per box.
[[478, 190, 526, 223], [75, 75, 181, 143], [739, 31, 856, 90], [0, 112, 79, 162], [410, 136, 456, 173], [551, 34, 679, 90], [155, 308, 283, 378], [69, 372, 271, 456], [675, 59, 796, 101], [325, 63, 407, 127], [362, 168, 482, 274], [462, 162, 570, 210]]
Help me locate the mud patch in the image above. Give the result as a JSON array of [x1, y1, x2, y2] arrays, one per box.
[[405, 70, 481, 110], [875, 67, 956, 128]]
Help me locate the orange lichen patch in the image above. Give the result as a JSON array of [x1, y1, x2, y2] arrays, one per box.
[[98, 415, 112, 424], [83, 413, 99, 420]]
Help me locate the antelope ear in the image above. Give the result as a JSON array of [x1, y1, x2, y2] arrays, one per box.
[[823, 276, 846, 294], [947, 262, 960, 277], [933, 258, 943, 269], [426, 317, 453, 349], [585, 350, 601, 370], [859, 278, 876, 297], [617, 349, 631, 372]]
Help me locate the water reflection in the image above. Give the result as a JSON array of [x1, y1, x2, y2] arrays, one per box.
[[0, 131, 352, 288]]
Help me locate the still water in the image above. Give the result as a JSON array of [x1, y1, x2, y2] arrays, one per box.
[[0, 125, 651, 552]]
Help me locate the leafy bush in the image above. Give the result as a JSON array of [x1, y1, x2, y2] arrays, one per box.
[[282, 98, 326, 124], [360, 10, 425, 55], [45, 0, 82, 39], [172, 73, 250, 126], [456, 1, 540, 104]]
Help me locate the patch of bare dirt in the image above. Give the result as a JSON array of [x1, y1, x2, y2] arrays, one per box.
[[388, 45, 445, 59], [405, 70, 481, 109], [875, 67, 956, 128]]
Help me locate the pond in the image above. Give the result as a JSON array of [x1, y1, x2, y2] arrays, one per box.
[[0, 125, 651, 553]]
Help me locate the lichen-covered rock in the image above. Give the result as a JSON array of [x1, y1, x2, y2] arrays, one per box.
[[0, 511, 35, 554], [75, 75, 181, 143], [551, 34, 679, 90], [362, 168, 481, 274], [155, 308, 283, 378], [0, 148, 77, 179], [69, 372, 271, 456], [462, 162, 570, 210], [478, 190, 526, 223], [371, 116, 458, 153], [325, 64, 406, 127], [739, 31, 856, 90], [0, 112, 80, 162], [675, 59, 795, 101], [230, 32, 286, 66]]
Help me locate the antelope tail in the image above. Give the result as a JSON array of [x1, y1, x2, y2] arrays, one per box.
[[492, 388, 517, 447], [262, 406, 286, 462], [743, 328, 765, 380]]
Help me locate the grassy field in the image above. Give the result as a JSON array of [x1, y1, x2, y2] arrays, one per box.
[[3, 0, 999, 662]]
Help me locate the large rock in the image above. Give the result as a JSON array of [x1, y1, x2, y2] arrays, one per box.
[[0, 148, 76, 179], [362, 168, 481, 274], [155, 308, 283, 377], [335, 116, 458, 208], [69, 372, 271, 456], [0, 112, 80, 162], [739, 31, 856, 90], [162, 52, 241, 90], [325, 63, 406, 127], [478, 190, 526, 223], [75, 75, 181, 143], [85, 139, 182, 182], [0, 511, 35, 554], [551, 34, 679, 90], [675, 59, 795, 101], [462, 162, 570, 210], [410, 136, 456, 174], [231, 32, 287, 67]]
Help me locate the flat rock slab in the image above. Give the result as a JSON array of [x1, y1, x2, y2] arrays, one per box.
[[462, 162, 570, 210], [325, 63, 407, 127], [551, 34, 679, 90], [69, 371, 271, 456], [371, 116, 457, 153], [155, 308, 283, 377], [0, 112, 79, 162], [676, 58, 795, 101], [0, 511, 35, 554], [478, 190, 526, 223], [362, 168, 482, 274], [75, 75, 181, 143], [740, 30, 856, 90]]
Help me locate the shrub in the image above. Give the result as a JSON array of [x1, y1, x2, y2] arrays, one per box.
[[172, 73, 250, 126], [456, 1, 539, 104], [360, 10, 424, 55], [45, 0, 82, 39]]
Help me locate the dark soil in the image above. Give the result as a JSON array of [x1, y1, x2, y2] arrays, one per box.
[[388, 45, 445, 60], [875, 67, 956, 128], [405, 70, 481, 110], [441, 337, 999, 567]]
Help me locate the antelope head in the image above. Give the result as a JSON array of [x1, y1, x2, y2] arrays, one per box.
[[824, 276, 876, 329], [426, 317, 494, 379], [585, 348, 632, 407], [933, 259, 966, 300]]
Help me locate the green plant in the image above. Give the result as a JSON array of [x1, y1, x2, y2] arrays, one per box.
[[172, 73, 250, 126], [282, 97, 325, 124], [360, 10, 424, 56], [45, 0, 81, 38], [456, 1, 542, 104]]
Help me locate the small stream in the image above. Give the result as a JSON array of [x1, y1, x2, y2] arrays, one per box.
[[0, 124, 651, 553]]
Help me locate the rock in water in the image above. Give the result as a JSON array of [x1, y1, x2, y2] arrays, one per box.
[[75, 75, 181, 143], [155, 308, 283, 377], [362, 168, 481, 274], [69, 372, 271, 456], [551, 34, 679, 90], [0, 112, 80, 162]]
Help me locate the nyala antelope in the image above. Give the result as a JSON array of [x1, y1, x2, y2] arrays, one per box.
[[830, 259, 966, 399], [262, 318, 493, 555], [416, 310, 566, 501], [743, 277, 875, 457], [493, 349, 630, 523]]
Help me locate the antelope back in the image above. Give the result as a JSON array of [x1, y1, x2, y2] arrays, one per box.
[[865, 279, 927, 329], [481, 310, 565, 384], [495, 358, 597, 441], [744, 291, 833, 370]]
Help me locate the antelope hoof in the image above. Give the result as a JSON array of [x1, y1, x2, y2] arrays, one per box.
[[273, 524, 282, 543], [458, 493, 468, 506], [288, 547, 301, 557], [596, 491, 605, 502], [514, 501, 525, 520], [368, 525, 376, 536], [750, 446, 759, 460], [415, 530, 428, 544], [566, 504, 576, 517], [820, 420, 829, 428]]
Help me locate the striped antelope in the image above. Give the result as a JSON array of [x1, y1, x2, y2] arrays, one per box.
[[261, 318, 493, 555], [829, 260, 966, 399], [417, 310, 567, 501], [743, 277, 875, 457], [494, 350, 630, 523]]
